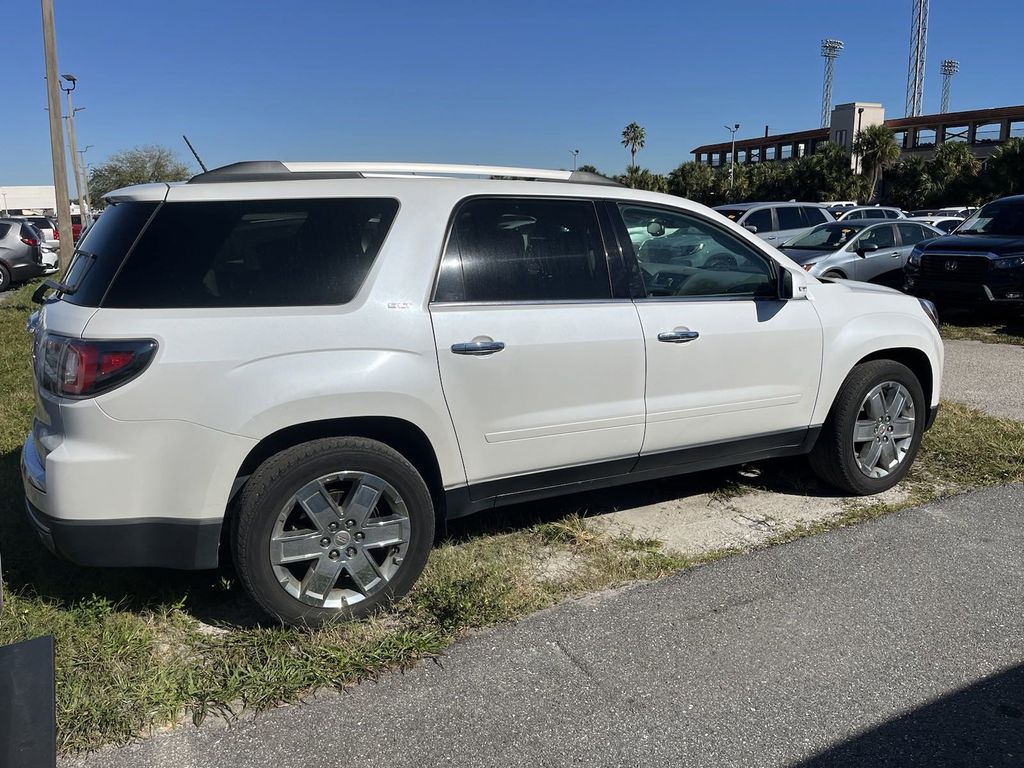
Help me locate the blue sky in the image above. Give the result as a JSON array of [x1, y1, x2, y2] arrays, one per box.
[[3, 0, 1022, 185]]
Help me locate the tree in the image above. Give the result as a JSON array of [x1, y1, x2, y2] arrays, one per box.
[[982, 138, 1024, 199], [790, 142, 867, 202], [666, 161, 716, 203], [577, 164, 600, 174], [616, 165, 667, 193], [853, 125, 901, 201], [927, 141, 981, 206], [880, 157, 932, 210], [621, 123, 646, 166], [88, 145, 192, 202]]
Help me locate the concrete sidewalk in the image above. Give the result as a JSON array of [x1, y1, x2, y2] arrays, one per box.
[[68, 485, 1024, 768], [943, 339, 1024, 421]]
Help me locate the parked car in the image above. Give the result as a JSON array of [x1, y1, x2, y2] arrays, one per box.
[[780, 220, 943, 284], [22, 161, 943, 626], [833, 206, 905, 222], [904, 194, 1024, 309], [713, 202, 834, 246], [908, 215, 963, 234], [11, 215, 58, 243], [0, 220, 55, 291]]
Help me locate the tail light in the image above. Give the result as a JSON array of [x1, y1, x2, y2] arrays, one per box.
[[21, 236, 39, 246], [36, 333, 157, 398], [53, 228, 60, 239]]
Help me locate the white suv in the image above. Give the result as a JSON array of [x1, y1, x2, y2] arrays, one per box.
[[21, 161, 944, 626]]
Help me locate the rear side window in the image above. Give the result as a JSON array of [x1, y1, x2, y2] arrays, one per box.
[[435, 198, 611, 303], [103, 198, 399, 308], [62, 202, 159, 307], [898, 223, 931, 245], [0, 224, 10, 239], [802, 207, 829, 225], [776, 207, 803, 230]]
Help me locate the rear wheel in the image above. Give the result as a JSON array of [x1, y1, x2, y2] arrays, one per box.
[[809, 360, 925, 495], [0, 264, 10, 292], [232, 437, 434, 627]]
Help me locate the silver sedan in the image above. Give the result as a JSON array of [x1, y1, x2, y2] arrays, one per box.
[[779, 220, 943, 285]]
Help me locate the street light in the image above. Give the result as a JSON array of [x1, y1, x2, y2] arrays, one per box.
[[724, 123, 740, 196], [569, 149, 580, 170], [855, 107, 865, 174], [60, 73, 92, 227]]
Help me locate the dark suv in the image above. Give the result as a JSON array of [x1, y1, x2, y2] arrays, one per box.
[[904, 195, 1024, 309]]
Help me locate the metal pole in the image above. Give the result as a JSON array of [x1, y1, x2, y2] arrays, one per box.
[[41, 0, 73, 266], [62, 81, 91, 229], [78, 146, 93, 215], [725, 123, 739, 196]]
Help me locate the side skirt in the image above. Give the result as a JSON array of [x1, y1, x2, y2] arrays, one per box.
[[445, 426, 821, 520]]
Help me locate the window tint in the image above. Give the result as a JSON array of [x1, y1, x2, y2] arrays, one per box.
[[776, 207, 804, 230], [743, 208, 774, 233], [618, 204, 774, 299], [856, 225, 897, 249], [103, 198, 398, 308], [861, 209, 886, 219], [802, 207, 828, 226], [898, 223, 931, 245], [435, 198, 610, 303], [0, 224, 10, 239], [845, 210, 864, 220]]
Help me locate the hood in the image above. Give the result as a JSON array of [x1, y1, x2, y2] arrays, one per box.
[[922, 233, 1024, 255], [779, 247, 835, 265]]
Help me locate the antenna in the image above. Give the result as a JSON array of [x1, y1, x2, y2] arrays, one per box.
[[905, 0, 929, 117], [940, 59, 959, 114], [182, 134, 208, 172], [820, 39, 844, 129]]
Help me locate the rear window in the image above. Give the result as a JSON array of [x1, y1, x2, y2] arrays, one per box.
[[96, 198, 399, 308]]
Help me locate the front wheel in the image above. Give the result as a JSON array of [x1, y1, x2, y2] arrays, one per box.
[[232, 437, 434, 627], [809, 360, 926, 495]]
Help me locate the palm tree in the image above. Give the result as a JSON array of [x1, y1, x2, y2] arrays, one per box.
[[621, 123, 646, 166], [853, 125, 901, 202]]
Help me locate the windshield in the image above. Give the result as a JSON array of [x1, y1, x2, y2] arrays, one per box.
[[956, 200, 1024, 236], [784, 223, 862, 250]]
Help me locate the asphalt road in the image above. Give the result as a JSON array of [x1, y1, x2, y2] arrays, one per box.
[[943, 339, 1024, 421], [70, 485, 1024, 768]]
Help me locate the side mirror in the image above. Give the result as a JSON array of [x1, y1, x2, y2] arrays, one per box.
[[647, 221, 665, 237], [778, 268, 795, 300], [743, 224, 758, 234], [856, 243, 879, 256]]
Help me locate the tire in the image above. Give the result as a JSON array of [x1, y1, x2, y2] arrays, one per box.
[[232, 437, 434, 627], [808, 360, 926, 496], [0, 264, 10, 292]]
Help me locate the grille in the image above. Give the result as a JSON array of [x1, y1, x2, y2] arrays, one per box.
[[919, 254, 990, 280]]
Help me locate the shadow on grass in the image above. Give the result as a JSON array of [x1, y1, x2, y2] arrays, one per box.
[[940, 305, 1024, 340]]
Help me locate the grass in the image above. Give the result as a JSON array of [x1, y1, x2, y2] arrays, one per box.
[[1, 279, 1022, 754], [938, 308, 1024, 346]]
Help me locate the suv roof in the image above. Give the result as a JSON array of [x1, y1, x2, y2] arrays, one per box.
[[185, 161, 623, 187], [713, 201, 827, 211]]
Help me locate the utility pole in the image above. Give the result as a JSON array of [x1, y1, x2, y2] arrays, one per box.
[[940, 59, 959, 114], [78, 145, 93, 215], [61, 73, 91, 228], [569, 149, 579, 170], [41, 0, 73, 266], [724, 123, 740, 196], [820, 39, 844, 129]]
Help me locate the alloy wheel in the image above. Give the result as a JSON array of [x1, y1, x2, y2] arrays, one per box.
[[851, 381, 916, 479]]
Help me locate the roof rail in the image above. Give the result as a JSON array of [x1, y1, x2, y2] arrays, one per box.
[[188, 161, 623, 187]]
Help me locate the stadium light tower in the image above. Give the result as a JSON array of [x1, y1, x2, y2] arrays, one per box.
[[905, 0, 929, 117], [940, 59, 959, 113], [820, 39, 844, 129]]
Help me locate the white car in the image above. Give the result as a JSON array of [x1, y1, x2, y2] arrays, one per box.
[[833, 206, 905, 221], [21, 161, 944, 626]]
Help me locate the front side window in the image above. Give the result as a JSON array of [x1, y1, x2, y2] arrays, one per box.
[[744, 208, 774, 233], [958, 200, 1024, 236], [435, 198, 610, 303], [618, 204, 775, 299], [104, 198, 399, 308], [785, 223, 862, 250]]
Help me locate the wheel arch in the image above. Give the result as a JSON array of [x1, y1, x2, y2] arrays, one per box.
[[230, 416, 448, 531], [855, 346, 934, 409]]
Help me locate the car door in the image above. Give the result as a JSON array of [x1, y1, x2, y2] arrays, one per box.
[[430, 196, 646, 495], [849, 223, 900, 283], [772, 206, 808, 244], [611, 202, 823, 465]]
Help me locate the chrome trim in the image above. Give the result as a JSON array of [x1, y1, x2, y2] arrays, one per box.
[[657, 330, 700, 343], [451, 340, 505, 355], [431, 298, 633, 309]]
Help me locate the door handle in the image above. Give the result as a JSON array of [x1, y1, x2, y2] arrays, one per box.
[[890, 251, 902, 258], [657, 330, 700, 344], [451, 340, 505, 356]]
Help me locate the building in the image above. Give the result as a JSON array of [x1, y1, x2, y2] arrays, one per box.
[[691, 102, 1024, 170], [0, 185, 57, 214]]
